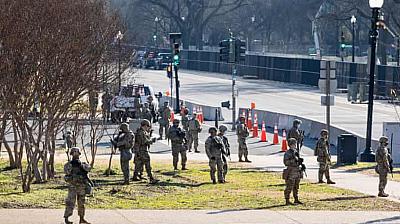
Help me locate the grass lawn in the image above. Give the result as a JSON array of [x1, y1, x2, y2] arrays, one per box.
[[1, 158, 400, 210], [333, 162, 400, 182]]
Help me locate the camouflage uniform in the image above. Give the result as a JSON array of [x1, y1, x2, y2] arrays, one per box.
[[376, 136, 390, 197], [168, 120, 188, 170], [283, 139, 303, 205], [236, 117, 250, 162], [205, 127, 225, 184], [188, 116, 201, 153], [63, 147, 91, 224], [133, 93, 142, 118], [65, 131, 74, 149], [147, 96, 157, 123], [112, 123, 134, 184], [133, 120, 156, 183], [218, 125, 230, 179], [287, 119, 303, 152], [315, 130, 335, 184], [158, 102, 171, 139], [141, 103, 153, 121]]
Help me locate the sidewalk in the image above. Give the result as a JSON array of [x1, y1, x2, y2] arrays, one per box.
[[1, 209, 399, 224]]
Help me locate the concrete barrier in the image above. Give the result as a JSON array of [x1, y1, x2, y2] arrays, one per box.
[[160, 96, 224, 121], [239, 107, 379, 157]]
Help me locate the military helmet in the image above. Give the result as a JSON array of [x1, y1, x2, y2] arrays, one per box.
[[70, 147, 81, 155], [208, 127, 218, 133], [293, 119, 302, 125], [218, 125, 228, 133], [379, 136, 389, 144], [320, 129, 329, 135], [141, 119, 151, 127], [287, 138, 297, 146], [120, 123, 129, 132], [173, 119, 180, 124]]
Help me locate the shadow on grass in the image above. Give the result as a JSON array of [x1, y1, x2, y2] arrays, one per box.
[[319, 195, 375, 202], [156, 180, 209, 188], [0, 191, 23, 196], [0, 166, 18, 172], [206, 204, 287, 214], [94, 179, 125, 186]]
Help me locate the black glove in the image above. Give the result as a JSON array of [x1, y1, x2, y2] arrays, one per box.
[[298, 158, 304, 164]]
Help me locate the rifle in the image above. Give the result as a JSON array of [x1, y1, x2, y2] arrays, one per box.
[[296, 152, 307, 177], [390, 133, 394, 178]]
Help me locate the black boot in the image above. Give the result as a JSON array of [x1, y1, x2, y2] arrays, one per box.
[[294, 197, 303, 205], [132, 176, 140, 181], [182, 165, 188, 170], [64, 217, 73, 224], [79, 217, 91, 224], [285, 198, 294, 205]]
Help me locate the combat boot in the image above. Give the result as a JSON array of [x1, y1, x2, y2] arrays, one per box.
[[64, 217, 73, 224], [195, 150, 200, 153], [244, 157, 252, 163], [123, 180, 130, 185], [378, 192, 389, 197], [327, 180, 336, 184], [132, 176, 140, 181], [149, 177, 159, 184], [285, 199, 294, 205], [239, 158, 244, 162], [79, 217, 91, 224], [318, 180, 325, 184], [294, 197, 303, 205], [182, 165, 188, 170]]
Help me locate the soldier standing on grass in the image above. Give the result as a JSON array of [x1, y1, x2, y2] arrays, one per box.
[[168, 119, 188, 170], [315, 129, 335, 184], [63, 147, 91, 224], [218, 125, 230, 180], [111, 123, 134, 185], [205, 127, 225, 184], [376, 136, 391, 197], [283, 138, 303, 205], [132, 119, 158, 184], [236, 116, 251, 163]]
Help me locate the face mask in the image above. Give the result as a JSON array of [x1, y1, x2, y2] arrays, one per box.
[[384, 142, 389, 146]]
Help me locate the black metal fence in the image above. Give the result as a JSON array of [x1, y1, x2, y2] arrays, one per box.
[[180, 50, 400, 97]]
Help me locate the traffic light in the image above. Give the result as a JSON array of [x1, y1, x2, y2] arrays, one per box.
[[235, 39, 246, 62], [166, 64, 173, 78], [221, 100, 230, 109], [341, 32, 345, 51], [219, 40, 230, 62], [173, 43, 180, 65]]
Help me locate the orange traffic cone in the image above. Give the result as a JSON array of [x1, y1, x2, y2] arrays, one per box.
[[281, 129, 288, 151], [170, 110, 175, 123], [273, 125, 279, 145], [260, 121, 267, 142], [199, 107, 204, 124], [252, 113, 259, 138], [247, 113, 253, 131]]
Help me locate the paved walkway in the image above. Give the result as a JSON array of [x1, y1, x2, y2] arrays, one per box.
[[1, 209, 400, 224]]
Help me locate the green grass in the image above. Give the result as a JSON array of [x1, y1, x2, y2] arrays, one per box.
[[1, 159, 400, 210]]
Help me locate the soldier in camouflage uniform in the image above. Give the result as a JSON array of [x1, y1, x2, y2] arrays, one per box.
[[283, 138, 303, 205], [205, 127, 225, 184], [376, 136, 391, 197], [133, 92, 142, 119], [168, 119, 188, 170], [158, 101, 171, 140], [141, 102, 153, 121], [287, 119, 303, 152], [65, 131, 74, 160], [63, 147, 91, 224], [111, 123, 134, 185], [236, 116, 251, 162], [181, 108, 190, 150], [315, 129, 335, 184], [147, 95, 157, 123], [188, 113, 202, 153], [218, 125, 230, 180], [132, 119, 158, 183]]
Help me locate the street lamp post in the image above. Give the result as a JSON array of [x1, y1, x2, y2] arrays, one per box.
[[361, 0, 384, 162], [154, 17, 159, 50], [248, 16, 255, 52], [351, 15, 357, 63], [116, 31, 124, 94]]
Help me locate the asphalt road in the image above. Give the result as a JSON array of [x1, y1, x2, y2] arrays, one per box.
[[129, 68, 399, 141]]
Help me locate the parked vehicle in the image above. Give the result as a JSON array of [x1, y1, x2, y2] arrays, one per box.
[[154, 53, 172, 70]]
